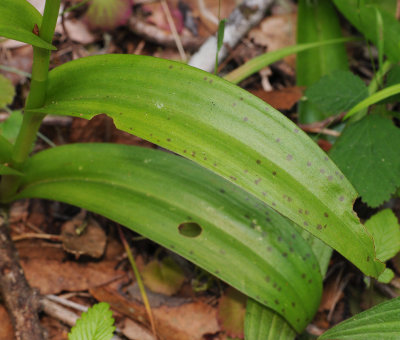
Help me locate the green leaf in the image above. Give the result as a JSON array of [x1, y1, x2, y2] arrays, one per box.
[[215, 18, 226, 74], [245, 299, 296, 340], [377, 268, 394, 284], [0, 0, 56, 50], [330, 115, 400, 207], [365, 209, 400, 262], [28, 54, 384, 278], [0, 135, 13, 163], [319, 297, 400, 340], [224, 37, 354, 85], [345, 84, 400, 119], [382, 65, 400, 103], [218, 287, 246, 338], [141, 256, 185, 296], [333, 0, 400, 62], [68, 302, 115, 340], [0, 74, 15, 108], [0, 110, 23, 144], [296, 0, 349, 123], [0, 164, 23, 176], [305, 71, 368, 116], [15, 143, 323, 332]]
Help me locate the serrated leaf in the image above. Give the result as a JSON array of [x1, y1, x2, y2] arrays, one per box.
[[305, 71, 368, 116], [218, 287, 246, 339], [333, 0, 400, 62], [15, 143, 322, 332], [68, 302, 115, 340], [319, 297, 400, 340], [0, 0, 55, 50], [0, 74, 15, 108], [365, 209, 400, 262], [26, 54, 384, 278], [245, 299, 296, 340], [330, 115, 400, 207], [141, 256, 185, 296]]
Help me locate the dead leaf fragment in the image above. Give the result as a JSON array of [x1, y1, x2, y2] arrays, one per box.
[[250, 87, 303, 110], [217, 287, 246, 339], [61, 216, 107, 259], [141, 256, 185, 296]]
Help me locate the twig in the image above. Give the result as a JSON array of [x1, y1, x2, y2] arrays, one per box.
[[189, 0, 275, 72], [160, 0, 186, 61], [12, 232, 61, 242], [0, 209, 44, 340], [299, 112, 345, 137], [129, 18, 204, 51]]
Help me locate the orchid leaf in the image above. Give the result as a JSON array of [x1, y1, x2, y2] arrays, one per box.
[[15, 143, 322, 332], [27, 54, 384, 278], [0, 0, 56, 50]]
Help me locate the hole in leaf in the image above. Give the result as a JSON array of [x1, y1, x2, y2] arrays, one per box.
[[178, 222, 202, 238]]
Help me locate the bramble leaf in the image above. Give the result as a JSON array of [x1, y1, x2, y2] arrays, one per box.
[[365, 209, 400, 262], [68, 302, 115, 340], [319, 297, 400, 339], [330, 114, 400, 207], [305, 71, 368, 116]]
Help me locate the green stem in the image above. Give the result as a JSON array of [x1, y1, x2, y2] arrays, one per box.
[[0, 0, 60, 202]]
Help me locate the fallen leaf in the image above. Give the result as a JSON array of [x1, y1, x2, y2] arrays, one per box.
[[217, 287, 246, 339], [250, 87, 303, 110], [0, 305, 14, 340], [141, 256, 185, 296]]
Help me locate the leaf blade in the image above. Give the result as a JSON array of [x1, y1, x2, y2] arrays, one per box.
[[16, 143, 322, 332], [0, 0, 56, 50], [28, 54, 384, 277]]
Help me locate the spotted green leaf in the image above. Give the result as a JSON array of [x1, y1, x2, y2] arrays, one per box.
[[0, 0, 55, 50], [27, 54, 384, 278], [14, 143, 322, 332]]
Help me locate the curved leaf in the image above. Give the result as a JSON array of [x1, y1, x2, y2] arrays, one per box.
[[319, 297, 400, 339], [28, 54, 384, 277], [333, 0, 400, 63], [224, 37, 353, 85], [15, 143, 322, 332], [245, 298, 296, 340], [0, 0, 55, 50], [0, 135, 12, 163]]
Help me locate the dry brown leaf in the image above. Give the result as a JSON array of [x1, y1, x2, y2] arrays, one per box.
[[118, 318, 157, 340], [250, 87, 303, 110], [0, 305, 15, 340], [61, 216, 107, 259], [17, 240, 124, 294], [90, 278, 220, 340]]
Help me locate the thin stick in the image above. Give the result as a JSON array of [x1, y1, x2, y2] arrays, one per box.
[[12, 233, 61, 242], [160, 0, 186, 61], [117, 226, 157, 337]]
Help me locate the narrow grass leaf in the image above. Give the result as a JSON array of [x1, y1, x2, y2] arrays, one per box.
[[345, 84, 400, 119], [333, 0, 400, 62], [224, 38, 353, 85]]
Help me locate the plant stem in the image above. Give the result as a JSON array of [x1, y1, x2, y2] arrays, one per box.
[[0, 0, 60, 202]]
